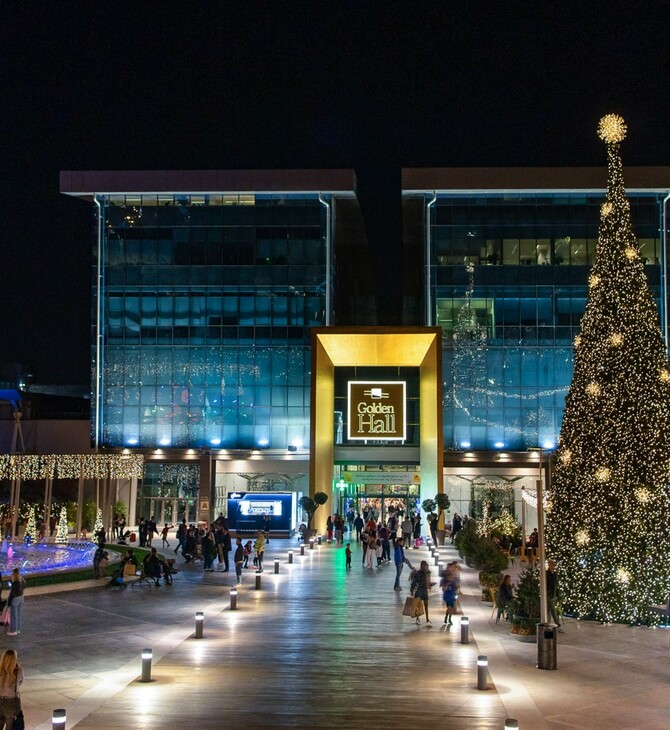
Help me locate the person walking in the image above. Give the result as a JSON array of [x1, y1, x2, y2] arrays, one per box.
[[254, 530, 266, 572], [451, 513, 462, 544], [440, 562, 461, 626], [221, 527, 231, 572], [234, 538, 244, 585], [401, 516, 413, 549], [174, 519, 187, 555], [410, 560, 433, 625], [364, 532, 376, 569], [393, 538, 407, 590], [0, 649, 23, 729], [7, 569, 25, 636], [160, 523, 173, 548], [353, 513, 364, 543], [546, 560, 564, 631], [496, 574, 514, 623]]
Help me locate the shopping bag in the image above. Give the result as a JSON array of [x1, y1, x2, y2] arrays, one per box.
[[402, 596, 424, 618], [0, 608, 10, 626]]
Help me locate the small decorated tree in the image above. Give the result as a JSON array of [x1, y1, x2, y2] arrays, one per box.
[[24, 506, 36, 543], [299, 491, 329, 529], [509, 567, 541, 637], [55, 506, 69, 544], [93, 508, 103, 538]]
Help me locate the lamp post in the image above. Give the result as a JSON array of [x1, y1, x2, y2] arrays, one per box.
[[528, 447, 549, 625]]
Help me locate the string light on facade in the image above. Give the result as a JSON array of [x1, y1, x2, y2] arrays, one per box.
[[0, 454, 144, 481]]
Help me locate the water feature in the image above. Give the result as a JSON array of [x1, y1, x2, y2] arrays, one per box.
[[0, 541, 100, 577]]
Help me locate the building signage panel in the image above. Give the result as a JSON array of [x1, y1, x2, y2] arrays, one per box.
[[347, 381, 406, 441], [342, 471, 419, 485]]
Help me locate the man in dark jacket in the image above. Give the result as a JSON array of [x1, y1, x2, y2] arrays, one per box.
[[234, 538, 244, 585]]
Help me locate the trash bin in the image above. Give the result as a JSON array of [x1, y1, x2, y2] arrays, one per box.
[[537, 623, 557, 670]]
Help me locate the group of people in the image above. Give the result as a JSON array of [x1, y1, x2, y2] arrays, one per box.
[[232, 530, 268, 584]]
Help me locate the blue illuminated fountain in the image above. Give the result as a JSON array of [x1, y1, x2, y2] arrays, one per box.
[[0, 540, 99, 577]]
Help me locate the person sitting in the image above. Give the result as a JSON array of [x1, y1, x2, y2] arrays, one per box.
[[93, 546, 108, 579], [160, 559, 174, 585], [496, 574, 514, 623], [143, 548, 162, 586], [182, 532, 198, 563]]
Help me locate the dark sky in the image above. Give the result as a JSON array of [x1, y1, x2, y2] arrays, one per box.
[[2, 1, 670, 384]]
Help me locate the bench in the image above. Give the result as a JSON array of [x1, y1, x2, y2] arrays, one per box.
[[649, 599, 670, 625]]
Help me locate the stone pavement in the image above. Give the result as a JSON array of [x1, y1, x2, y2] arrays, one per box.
[[5, 534, 670, 729]]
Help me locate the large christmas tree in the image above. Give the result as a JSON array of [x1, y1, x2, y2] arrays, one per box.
[[547, 115, 670, 623]]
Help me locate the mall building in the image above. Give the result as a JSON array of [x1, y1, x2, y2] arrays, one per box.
[[59, 166, 670, 535]]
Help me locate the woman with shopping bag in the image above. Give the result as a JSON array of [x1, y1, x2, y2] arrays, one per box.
[[0, 649, 24, 729], [410, 560, 433, 626]]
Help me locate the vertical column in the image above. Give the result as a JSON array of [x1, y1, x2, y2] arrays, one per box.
[[198, 452, 212, 526], [129, 476, 138, 528]]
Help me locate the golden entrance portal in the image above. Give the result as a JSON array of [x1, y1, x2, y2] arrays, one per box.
[[309, 327, 443, 535]]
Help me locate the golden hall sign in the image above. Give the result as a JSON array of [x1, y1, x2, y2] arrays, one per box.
[[347, 381, 406, 441]]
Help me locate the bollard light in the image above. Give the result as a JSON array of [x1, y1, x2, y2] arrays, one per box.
[[460, 616, 469, 644], [274, 559, 280, 574], [434, 554, 440, 566], [255, 570, 262, 590], [141, 647, 153, 682], [52, 709, 66, 730], [288, 550, 294, 564], [504, 721, 519, 730], [476, 655, 488, 690], [195, 611, 204, 639], [317, 534, 322, 545], [230, 588, 238, 610], [309, 538, 315, 550], [300, 543, 305, 556]]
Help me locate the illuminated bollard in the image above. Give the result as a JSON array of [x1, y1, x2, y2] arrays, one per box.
[[504, 720, 519, 730], [300, 543, 305, 556], [317, 534, 322, 545], [476, 655, 488, 690], [274, 559, 280, 574], [255, 571, 262, 590], [230, 588, 238, 610], [52, 709, 66, 730], [434, 554, 440, 566], [309, 538, 315, 550], [195, 611, 204, 639], [288, 550, 294, 564], [460, 616, 469, 644], [141, 648, 153, 682]]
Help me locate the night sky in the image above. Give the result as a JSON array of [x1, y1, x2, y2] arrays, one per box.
[[2, 1, 669, 384]]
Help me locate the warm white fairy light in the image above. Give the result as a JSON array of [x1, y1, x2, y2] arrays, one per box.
[[597, 114, 627, 144], [586, 382, 601, 397], [574, 335, 582, 349], [575, 530, 590, 546], [595, 467, 610, 482], [0, 454, 144, 480], [547, 115, 670, 624]]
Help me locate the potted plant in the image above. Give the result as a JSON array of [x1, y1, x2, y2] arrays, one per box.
[[299, 492, 329, 539], [509, 567, 541, 641], [454, 518, 479, 564], [473, 539, 509, 602]]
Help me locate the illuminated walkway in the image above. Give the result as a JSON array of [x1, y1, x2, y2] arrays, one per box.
[[10, 536, 670, 729]]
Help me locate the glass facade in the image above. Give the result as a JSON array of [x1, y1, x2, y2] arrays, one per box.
[[427, 192, 664, 451], [95, 193, 329, 449]]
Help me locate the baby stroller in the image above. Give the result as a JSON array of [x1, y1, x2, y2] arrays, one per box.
[[117, 529, 132, 545]]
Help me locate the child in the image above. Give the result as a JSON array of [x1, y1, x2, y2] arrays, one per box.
[[161, 523, 173, 548], [243, 540, 253, 568], [345, 543, 352, 569]]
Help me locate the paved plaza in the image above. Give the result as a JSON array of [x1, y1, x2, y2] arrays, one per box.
[[6, 535, 670, 729]]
